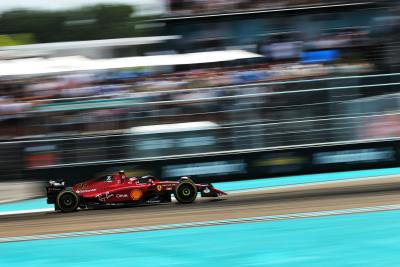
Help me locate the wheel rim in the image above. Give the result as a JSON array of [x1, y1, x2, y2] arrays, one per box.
[[182, 188, 191, 196], [178, 184, 195, 201], [61, 194, 74, 207]]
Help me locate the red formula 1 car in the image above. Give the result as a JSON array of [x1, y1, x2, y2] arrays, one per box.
[[46, 171, 227, 212]]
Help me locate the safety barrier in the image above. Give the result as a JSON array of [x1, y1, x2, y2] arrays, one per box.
[[21, 138, 400, 184]]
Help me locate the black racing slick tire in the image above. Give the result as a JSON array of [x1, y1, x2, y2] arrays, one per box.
[[56, 190, 79, 212], [174, 179, 197, 204]]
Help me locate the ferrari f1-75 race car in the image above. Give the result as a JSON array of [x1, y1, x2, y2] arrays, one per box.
[[46, 171, 227, 212]]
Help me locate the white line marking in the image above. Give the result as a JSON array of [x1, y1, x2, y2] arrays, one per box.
[[1, 203, 400, 243], [0, 208, 53, 216]]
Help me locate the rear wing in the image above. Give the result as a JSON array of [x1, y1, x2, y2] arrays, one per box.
[[46, 180, 66, 204]]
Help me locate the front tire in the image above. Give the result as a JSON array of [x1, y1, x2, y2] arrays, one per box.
[[174, 179, 197, 204], [56, 190, 79, 212]]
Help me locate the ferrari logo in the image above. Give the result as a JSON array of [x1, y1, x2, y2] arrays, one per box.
[[156, 185, 163, 192]]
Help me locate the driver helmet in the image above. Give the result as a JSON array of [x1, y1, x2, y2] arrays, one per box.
[[141, 175, 155, 183], [118, 170, 126, 179]]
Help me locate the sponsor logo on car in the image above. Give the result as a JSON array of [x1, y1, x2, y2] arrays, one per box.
[[130, 189, 143, 200], [76, 188, 96, 193], [156, 185, 163, 191], [116, 194, 128, 198], [96, 192, 114, 202]]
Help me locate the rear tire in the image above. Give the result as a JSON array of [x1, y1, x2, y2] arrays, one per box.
[[56, 190, 79, 212], [174, 179, 197, 204]]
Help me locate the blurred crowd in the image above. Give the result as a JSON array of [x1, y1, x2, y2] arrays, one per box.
[[0, 63, 372, 137], [0, 62, 373, 138], [0, 26, 376, 138]]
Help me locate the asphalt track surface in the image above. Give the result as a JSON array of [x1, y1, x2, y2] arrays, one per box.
[[1, 175, 400, 238]]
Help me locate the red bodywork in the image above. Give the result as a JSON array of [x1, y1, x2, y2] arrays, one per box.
[[48, 174, 226, 208]]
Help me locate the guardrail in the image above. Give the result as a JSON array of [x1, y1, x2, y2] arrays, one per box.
[[1, 112, 398, 165]]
